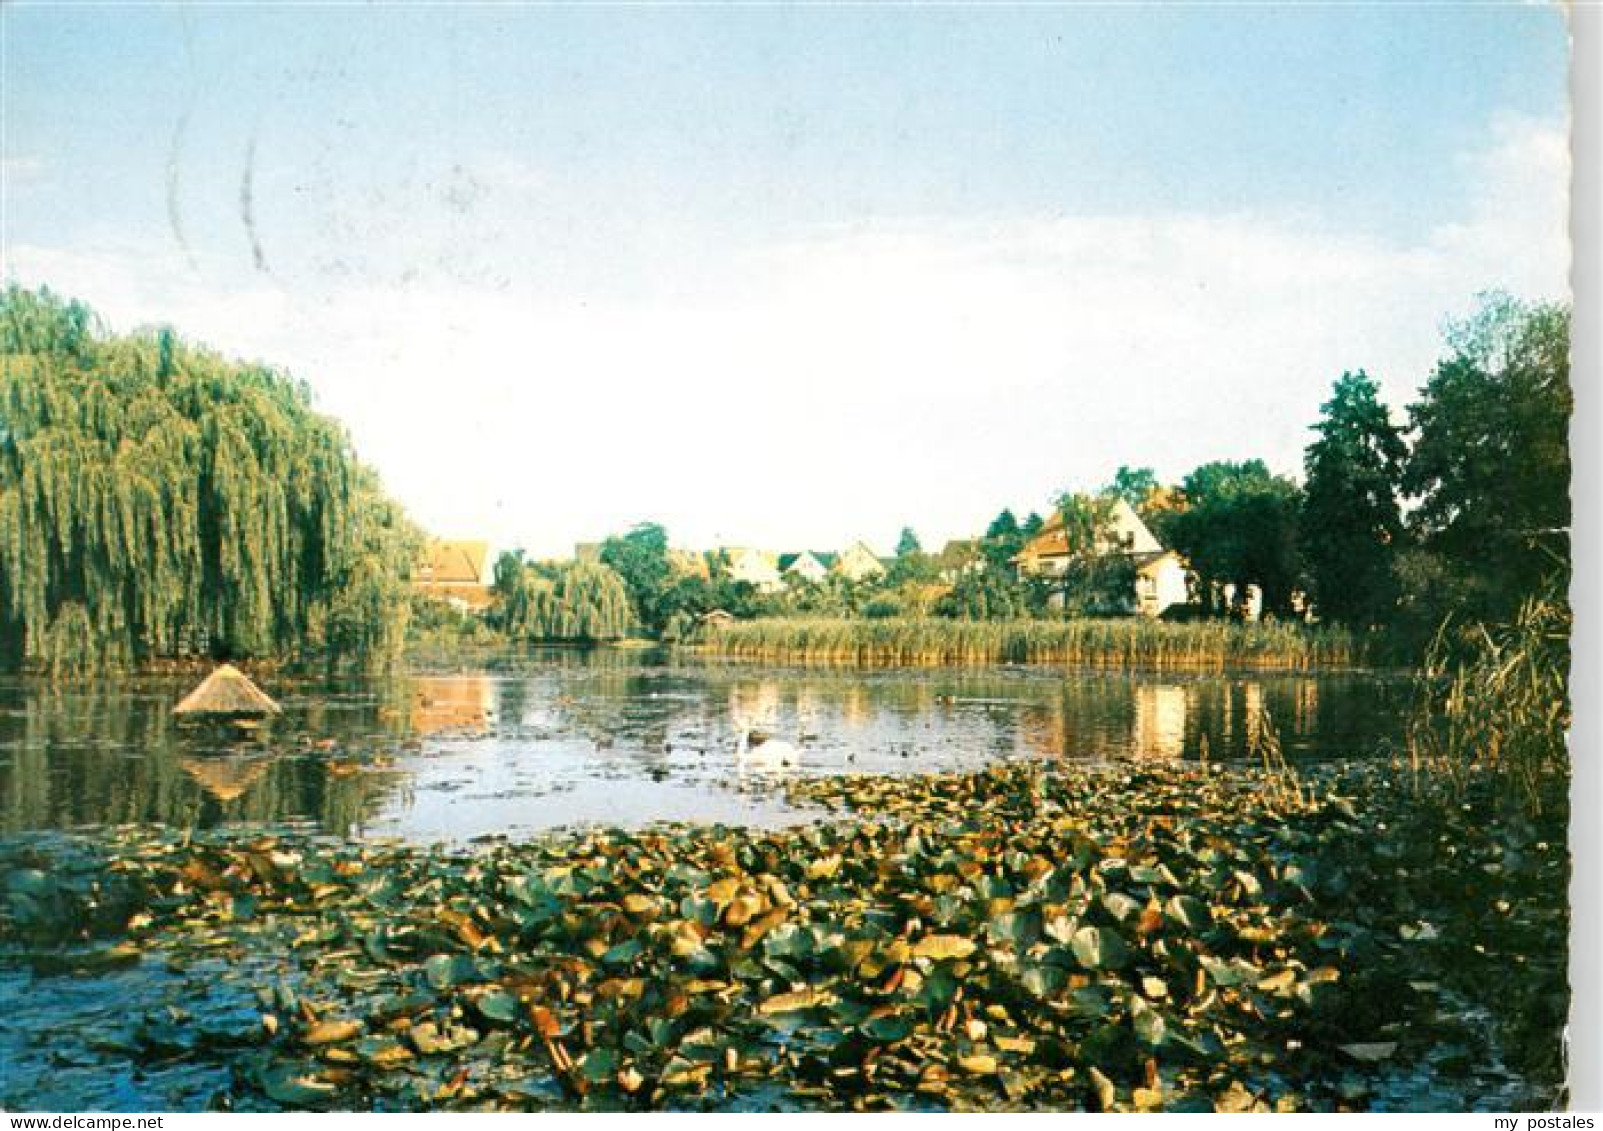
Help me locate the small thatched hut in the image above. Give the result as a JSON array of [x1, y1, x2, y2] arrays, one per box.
[[173, 664, 282, 718]]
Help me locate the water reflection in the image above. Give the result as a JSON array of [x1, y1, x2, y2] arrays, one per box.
[[0, 653, 1406, 842]]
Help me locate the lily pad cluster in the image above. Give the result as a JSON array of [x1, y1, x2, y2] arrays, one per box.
[[0, 761, 1567, 1111]]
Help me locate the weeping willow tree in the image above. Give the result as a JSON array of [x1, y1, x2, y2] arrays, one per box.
[[0, 287, 421, 673], [492, 554, 633, 642]]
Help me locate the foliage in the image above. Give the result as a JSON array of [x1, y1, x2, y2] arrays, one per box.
[[1406, 593, 1571, 814], [406, 592, 501, 652], [0, 287, 420, 673], [1403, 295, 1571, 628], [698, 616, 1359, 670], [1105, 465, 1159, 510], [1300, 372, 1407, 628], [1167, 462, 1302, 619], [493, 557, 633, 642], [861, 594, 905, 619], [1047, 492, 1137, 616], [980, 510, 1026, 571], [599, 524, 673, 633], [934, 566, 1027, 620], [886, 527, 939, 587]]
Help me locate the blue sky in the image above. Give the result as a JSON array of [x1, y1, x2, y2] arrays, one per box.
[[2, 5, 1572, 556]]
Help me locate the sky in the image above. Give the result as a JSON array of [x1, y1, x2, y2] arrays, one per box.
[[0, 4, 1572, 558]]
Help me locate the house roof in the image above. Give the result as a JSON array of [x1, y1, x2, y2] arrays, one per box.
[[1016, 498, 1162, 561], [939, 539, 981, 565], [780, 551, 837, 571], [421, 540, 490, 584], [1132, 549, 1184, 574]]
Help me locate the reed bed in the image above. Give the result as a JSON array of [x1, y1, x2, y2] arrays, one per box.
[[1406, 595, 1571, 813], [696, 616, 1363, 671]]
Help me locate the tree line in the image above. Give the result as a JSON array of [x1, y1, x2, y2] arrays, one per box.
[[500, 293, 1569, 654], [0, 287, 420, 672], [2, 286, 1567, 664]]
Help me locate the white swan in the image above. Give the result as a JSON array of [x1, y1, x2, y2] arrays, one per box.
[[736, 730, 800, 770]]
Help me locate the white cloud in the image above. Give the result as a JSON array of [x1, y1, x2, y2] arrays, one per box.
[[3, 117, 1570, 558]]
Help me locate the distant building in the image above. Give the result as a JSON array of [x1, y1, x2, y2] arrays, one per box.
[[1015, 499, 1188, 618], [722, 547, 785, 593], [832, 541, 886, 583], [668, 548, 711, 579], [414, 540, 494, 612], [778, 551, 835, 584], [698, 608, 736, 631], [937, 539, 984, 582]]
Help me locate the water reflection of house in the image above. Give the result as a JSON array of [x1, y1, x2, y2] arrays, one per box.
[[181, 756, 272, 802], [1017, 703, 1066, 759], [1241, 682, 1266, 751], [411, 676, 497, 736], [1132, 684, 1187, 759], [414, 540, 494, 613], [729, 681, 783, 732], [838, 685, 872, 726]]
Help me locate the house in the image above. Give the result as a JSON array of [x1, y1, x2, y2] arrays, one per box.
[[414, 539, 494, 612], [668, 548, 712, 579], [1014, 499, 1189, 618], [937, 539, 984, 582], [698, 608, 736, 631], [1133, 551, 1190, 618], [831, 541, 886, 583], [721, 547, 785, 593], [778, 551, 836, 584]]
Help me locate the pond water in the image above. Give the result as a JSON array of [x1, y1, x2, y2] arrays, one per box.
[[0, 650, 1407, 843]]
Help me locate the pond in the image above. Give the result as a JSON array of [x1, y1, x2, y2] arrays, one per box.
[[0, 649, 1408, 843]]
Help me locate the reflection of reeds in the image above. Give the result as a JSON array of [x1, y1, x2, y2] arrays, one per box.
[[1406, 596, 1571, 814], [1247, 704, 1306, 811], [699, 617, 1359, 671]]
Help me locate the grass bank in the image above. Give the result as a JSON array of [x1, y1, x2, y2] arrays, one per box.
[[696, 616, 1363, 671]]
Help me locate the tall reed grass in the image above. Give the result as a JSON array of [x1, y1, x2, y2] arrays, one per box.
[[1406, 595, 1570, 813], [695, 616, 1362, 671]]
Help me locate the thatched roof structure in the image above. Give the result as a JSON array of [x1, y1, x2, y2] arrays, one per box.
[[173, 664, 282, 718]]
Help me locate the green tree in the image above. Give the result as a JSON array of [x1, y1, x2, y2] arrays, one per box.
[[495, 558, 633, 642], [1048, 492, 1136, 615], [980, 509, 1025, 571], [599, 522, 672, 632], [0, 287, 420, 672], [935, 567, 1026, 620], [1168, 461, 1303, 618], [1404, 294, 1571, 626], [1300, 371, 1407, 627], [1106, 466, 1159, 511], [888, 526, 938, 586]]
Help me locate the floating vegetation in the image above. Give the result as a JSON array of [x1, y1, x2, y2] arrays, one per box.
[[696, 617, 1362, 671], [0, 762, 1565, 1112]]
